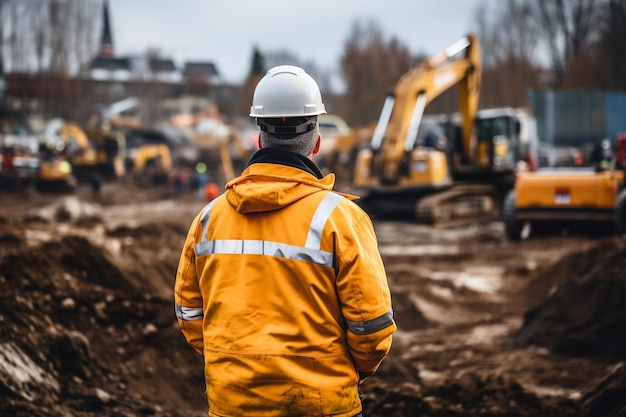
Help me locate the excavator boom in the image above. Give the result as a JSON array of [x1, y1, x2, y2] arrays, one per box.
[[356, 35, 481, 188], [379, 35, 480, 157]]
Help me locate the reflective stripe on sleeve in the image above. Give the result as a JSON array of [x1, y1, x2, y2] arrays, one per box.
[[345, 309, 394, 335], [195, 192, 344, 267], [175, 303, 203, 321]]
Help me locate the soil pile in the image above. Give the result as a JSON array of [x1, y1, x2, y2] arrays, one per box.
[[514, 238, 626, 361], [0, 200, 207, 417], [1, 184, 626, 416]]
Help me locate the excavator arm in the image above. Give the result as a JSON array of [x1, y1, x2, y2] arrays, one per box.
[[348, 35, 534, 225], [365, 35, 481, 185]]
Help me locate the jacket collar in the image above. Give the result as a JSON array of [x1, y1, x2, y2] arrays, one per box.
[[245, 147, 325, 179]]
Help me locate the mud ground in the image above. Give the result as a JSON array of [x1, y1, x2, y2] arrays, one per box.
[[1, 179, 625, 417]]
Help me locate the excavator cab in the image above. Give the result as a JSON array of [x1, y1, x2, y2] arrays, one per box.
[[475, 112, 518, 171], [121, 128, 172, 185]]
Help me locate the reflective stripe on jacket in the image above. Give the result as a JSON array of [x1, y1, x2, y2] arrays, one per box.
[[175, 149, 396, 417]]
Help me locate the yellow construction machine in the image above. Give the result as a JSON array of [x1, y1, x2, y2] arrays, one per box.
[[351, 35, 530, 226], [35, 140, 77, 193], [118, 128, 173, 185], [192, 124, 254, 185], [42, 118, 126, 182], [329, 122, 376, 183], [313, 114, 352, 175], [504, 134, 626, 240], [0, 121, 77, 193], [42, 117, 173, 186], [82, 98, 174, 184]]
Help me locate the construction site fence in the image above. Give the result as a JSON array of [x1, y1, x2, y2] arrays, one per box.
[[528, 89, 626, 147]]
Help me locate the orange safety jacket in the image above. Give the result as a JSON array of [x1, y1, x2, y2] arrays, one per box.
[[175, 148, 396, 417]]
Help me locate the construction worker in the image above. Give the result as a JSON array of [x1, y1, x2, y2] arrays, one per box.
[[174, 65, 396, 417], [591, 138, 614, 171], [0, 144, 18, 177], [194, 161, 208, 198], [0, 143, 21, 191]]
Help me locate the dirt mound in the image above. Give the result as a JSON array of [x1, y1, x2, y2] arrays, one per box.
[[362, 367, 578, 417], [0, 221, 205, 417], [514, 237, 626, 361], [2, 185, 626, 416]]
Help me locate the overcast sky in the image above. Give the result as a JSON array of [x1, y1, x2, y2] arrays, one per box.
[[109, 0, 486, 86]]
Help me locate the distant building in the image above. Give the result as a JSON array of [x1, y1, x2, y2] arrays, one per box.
[[183, 62, 220, 85], [2, 0, 239, 126], [90, 56, 131, 81], [150, 59, 180, 83], [90, 56, 182, 84]]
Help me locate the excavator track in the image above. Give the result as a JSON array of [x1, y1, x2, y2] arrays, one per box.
[[353, 185, 443, 220], [416, 183, 500, 227]]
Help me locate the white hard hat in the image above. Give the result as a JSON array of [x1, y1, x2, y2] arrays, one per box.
[[249, 65, 326, 118]]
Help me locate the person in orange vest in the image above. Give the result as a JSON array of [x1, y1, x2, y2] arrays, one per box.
[[1, 147, 18, 177], [203, 181, 219, 201], [174, 65, 396, 416]]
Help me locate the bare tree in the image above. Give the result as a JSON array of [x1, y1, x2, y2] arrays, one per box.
[[474, 0, 543, 107], [70, 0, 100, 74], [598, 0, 626, 90], [48, 0, 69, 73], [33, 6, 48, 72], [477, 0, 539, 68], [534, 0, 607, 87], [338, 19, 412, 127], [5, 2, 31, 71], [2, 0, 100, 75]]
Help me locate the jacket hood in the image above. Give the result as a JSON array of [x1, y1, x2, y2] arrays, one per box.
[[224, 148, 356, 214]]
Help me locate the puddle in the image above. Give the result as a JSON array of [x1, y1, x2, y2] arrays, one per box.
[[379, 244, 460, 256], [429, 266, 504, 294], [465, 322, 514, 344], [525, 384, 582, 400]]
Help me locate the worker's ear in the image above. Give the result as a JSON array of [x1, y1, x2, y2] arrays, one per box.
[[257, 134, 262, 149], [312, 136, 321, 156]]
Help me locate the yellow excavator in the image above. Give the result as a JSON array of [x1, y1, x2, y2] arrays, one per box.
[[119, 127, 172, 184], [36, 140, 77, 193], [83, 98, 173, 184], [42, 118, 125, 182], [350, 35, 531, 226]]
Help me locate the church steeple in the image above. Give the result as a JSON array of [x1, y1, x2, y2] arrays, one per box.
[[99, 0, 114, 57]]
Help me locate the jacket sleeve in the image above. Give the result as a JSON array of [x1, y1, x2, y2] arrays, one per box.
[[335, 209, 396, 377], [174, 216, 204, 355]]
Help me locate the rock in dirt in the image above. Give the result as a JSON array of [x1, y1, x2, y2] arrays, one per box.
[[580, 362, 626, 417]]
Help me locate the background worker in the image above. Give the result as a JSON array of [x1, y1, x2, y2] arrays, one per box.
[[174, 65, 396, 416], [0, 144, 20, 191], [0, 144, 18, 177]]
